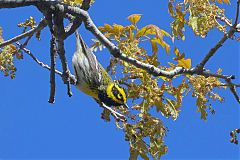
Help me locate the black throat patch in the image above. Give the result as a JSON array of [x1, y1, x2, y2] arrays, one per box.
[[98, 91, 122, 107]]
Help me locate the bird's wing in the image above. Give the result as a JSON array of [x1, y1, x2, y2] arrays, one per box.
[[73, 31, 103, 87]]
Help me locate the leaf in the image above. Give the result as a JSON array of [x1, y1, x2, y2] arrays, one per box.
[[177, 58, 191, 69], [150, 39, 158, 53], [173, 47, 185, 60], [128, 14, 142, 25], [174, 47, 180, 57], [136, 26, 151, 38], [155, 100, 165, 112], [189, 16, 199, 32], [0, 27, 3, 43], [150, 38, 170, 54], [136, 25, 159, 38], [223, 0, 230, 4], [112, 24, 124, 34], [160, 29, 171, 37], [166, 98, 179, 120], [158, 76, 168, 81], [98, 24, 113, 33], [168, 2, 174, 17], [128, 27, 134, 41]]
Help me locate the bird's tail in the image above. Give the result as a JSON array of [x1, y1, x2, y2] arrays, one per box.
[[75, 30, 88, 55]]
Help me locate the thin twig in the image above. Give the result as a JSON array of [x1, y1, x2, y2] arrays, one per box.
[[226, 78, 240, 103], [215, 15, 233, 27], [101, 102, 126, 122], [22, 34, 33, 47], [196, 27, 236, 70], [16, 42, 77, 85], [217, 84, 240, 87], [0, 18, 47, 48]]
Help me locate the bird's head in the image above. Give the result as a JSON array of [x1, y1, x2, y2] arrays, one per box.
[[99, 83, 128, 108]]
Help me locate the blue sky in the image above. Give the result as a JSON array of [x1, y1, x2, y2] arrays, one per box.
[[0, 1, 239, 159]]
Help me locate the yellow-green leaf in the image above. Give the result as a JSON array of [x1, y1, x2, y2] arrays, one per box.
[[136, 25, 158, 38], [128, 14, 142, 25], [158, 76, 168, 81], [128, 27, 134, 41], [223, 0, 230, 4], [151, 38, 170, 54], [150, 39, 158, 53], [166, 98, 178, 120], [177, 58, 191, 69]]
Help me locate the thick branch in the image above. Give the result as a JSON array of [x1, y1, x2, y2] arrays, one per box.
[[0, 0, 36, 8], [0, 18, 47, 48]]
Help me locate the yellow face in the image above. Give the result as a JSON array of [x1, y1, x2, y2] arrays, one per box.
[[106, 83, 127, 105]]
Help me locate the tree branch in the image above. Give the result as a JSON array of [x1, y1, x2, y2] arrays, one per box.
[[1, 1, 237, 78], [199, 71, 240, 103], [48, 36, 57, 103], [0, 0, 36, 8], [0, 0, 238, 103], [0, 18, 47, 48], [196, 27, 236, 71], [63, 0, 91, 39], [215, 15, 233, 27], [234, 0, 240, 26], [197, 0, 240, 70], [53, 11, 72, 97]]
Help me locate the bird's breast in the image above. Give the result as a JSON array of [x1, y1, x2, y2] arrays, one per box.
[[76, 82, 99, 100]]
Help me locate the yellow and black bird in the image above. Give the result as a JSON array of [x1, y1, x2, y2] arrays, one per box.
[[72, 31, 128, 119]]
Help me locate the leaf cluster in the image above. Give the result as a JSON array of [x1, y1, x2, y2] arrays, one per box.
[[63, 0, 95, 7], [168, 0, 230, 39], [187, 69, 225, 120], [0, 27, 22, 79], [18, 16, 36, 33], [91, 14, 228, 159]]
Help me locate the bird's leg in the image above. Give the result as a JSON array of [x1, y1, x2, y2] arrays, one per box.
[[101, 102, 126, 122]]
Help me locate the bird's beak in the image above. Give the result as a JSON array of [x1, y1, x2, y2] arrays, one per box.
[[123, 103, 129, 109]]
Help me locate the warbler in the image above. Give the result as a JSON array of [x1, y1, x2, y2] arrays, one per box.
[[72, 31, 128, 111]]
